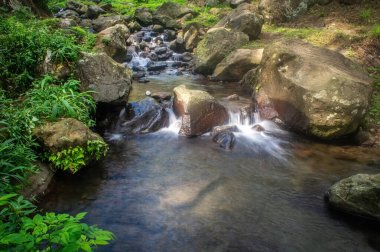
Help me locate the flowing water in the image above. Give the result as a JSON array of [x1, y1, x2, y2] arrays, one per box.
[[40, 72, 380, 251]]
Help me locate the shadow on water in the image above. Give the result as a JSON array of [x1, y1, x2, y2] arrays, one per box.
[[39, 75, 380, 252]]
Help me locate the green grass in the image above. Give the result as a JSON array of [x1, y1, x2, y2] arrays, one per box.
[[370, 24, 380, 38], [360, 8, 373, 23]]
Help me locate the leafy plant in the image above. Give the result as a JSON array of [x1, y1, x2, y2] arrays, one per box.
[[370, 24, 380, 38], [24, 76, 96, 127], [48, 140, 108, 173], [0, 194, 114, 251]]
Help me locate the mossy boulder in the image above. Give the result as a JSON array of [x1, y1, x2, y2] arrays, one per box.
[[173, 85, 229, 137], [194, 28, 249, 75], [95, 24, 130, 63], [326, 174, 380, 221], [33, 118, 108, 173], [155, 2, 195, 19], [212, 48, 263, 81], [76, 52, 132, 103], [254, 39, 372, 139], [213, 4, 264, 40]]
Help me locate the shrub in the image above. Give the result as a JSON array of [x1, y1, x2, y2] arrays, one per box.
[[0, 194, 114, 251]]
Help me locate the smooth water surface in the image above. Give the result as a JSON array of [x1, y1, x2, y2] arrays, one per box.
[[40, 75, 380, 252]]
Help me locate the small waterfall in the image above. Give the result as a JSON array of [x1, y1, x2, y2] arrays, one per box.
[[161, 107, 181, 133]]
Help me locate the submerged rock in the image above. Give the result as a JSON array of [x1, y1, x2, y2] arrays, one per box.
[[254, 39, 372, 140], [213, 130, 236, 150], [326, 174, 380, 221], [173, 85, 229, 137], [121, 97, 169, 134], [76, 52, 132, 103], [252, 124, 265, 132], [212, 48, 263, 81], [194, 28, 249, 75]]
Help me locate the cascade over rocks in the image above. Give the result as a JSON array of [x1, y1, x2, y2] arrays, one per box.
[[254, 39, 372, 140], [194, 28, 249, 75], [76, 52, 132, 103], [213, 3, 264, 40], [326, 174, 380, 221], [173, 85, 229, 137], [95, 24, 130, 63], [212, 48, 263, 81]]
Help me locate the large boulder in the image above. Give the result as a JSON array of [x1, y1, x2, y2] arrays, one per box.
[[66, 0, 88, 14], [213, 4, 264, 40], [76, 52, 132, 103], [194, 28, 249, 75], [258, 0, 332, 23], [95, 24, 130, 63], [92, 15, 130, 32], [173, 85, 229, 136], [134, 8, 153, 26], [212, 48, 263, 81], [33, 118, 107, 173], [326, 174, 380, 221], [155, 2, 195, 19], [254, 40, 372, 139]]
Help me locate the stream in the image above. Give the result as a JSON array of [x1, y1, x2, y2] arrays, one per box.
[[39, 29, 380, 251]]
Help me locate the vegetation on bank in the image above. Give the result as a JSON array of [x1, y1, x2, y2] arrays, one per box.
[[0, 9, 112, 251]]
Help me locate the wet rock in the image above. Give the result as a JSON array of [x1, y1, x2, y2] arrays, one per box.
[[135, 8, 153, 26], [142, 35, 152, 42], [132, 71, 145, 80], [66, 0, 88, 14], [326, 174, 380, 221], [213, 131, 236, 150], [212, 48, 263, 81], [157, 52, 173, 61], [226, 94, 240, 101], [152, 24, 164, 32], [239, 104, 255, 124], [194, 28, 249, 75], [138, 77, 150, 83], [255, 39, 372, 140], [92, 15, 130, 32], [170, 37, 186, 53], [214, 4, 264, 40], [154, 46, 168, 55], [252, 124, 265, 132], [181, 52, 193, 62], [156, 2, 195, 19], [152, 92, 172, 101], [173, 85, 229, 137], [148, 53, 158, 61], [122, 97, 169, 134], [76, 52, 132, 103], [183, 23, 206, 51], [128, 21, 142, 32], [95, 24, 130, 63], [20, 162, 54, 200], [147, 62, 168, 71], [55, 9, 79, 18], [163, 29, 176, 41], [212, 125, 240, 136], [86, 5, 105, 19]]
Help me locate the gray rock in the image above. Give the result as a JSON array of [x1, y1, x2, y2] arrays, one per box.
[[170, 37, 186, 53], [76, 52, 132, 103], [212, 48, 263, 81], [214, 4, 264, 40], [194, 28, 249, 75], [92, 15, 130, 32], [66, 0, 88, 14], [326, 174, 380, 221], [86, 5, 105, 19], [156, 2, 195, 19], [135, 8, 153, 26], [254, 39, 372, 139], [213, 131, 236, 150]]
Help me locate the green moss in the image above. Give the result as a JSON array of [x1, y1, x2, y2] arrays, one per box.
[[47, 140, 108, 173]]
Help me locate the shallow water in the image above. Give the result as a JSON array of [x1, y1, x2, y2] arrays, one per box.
[[40, 74, 380, 252]]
